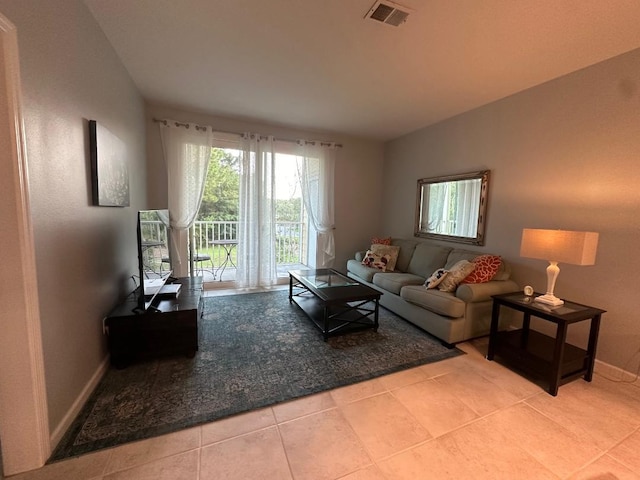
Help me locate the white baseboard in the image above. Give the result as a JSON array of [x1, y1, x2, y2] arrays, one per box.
[[49, 355, 110, 450], [594, 359, 640, 386]]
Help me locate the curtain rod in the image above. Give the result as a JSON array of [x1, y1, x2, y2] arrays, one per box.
[[152, 118, 342, 148]]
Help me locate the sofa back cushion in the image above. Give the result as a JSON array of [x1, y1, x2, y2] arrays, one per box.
[[406, 243, 452, 278], [492, 260, 511, 281], [390, 238, 418, 272], [444, 249, 480, 269]]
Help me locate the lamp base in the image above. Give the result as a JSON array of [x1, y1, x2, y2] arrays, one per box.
[[534, 294, 564, 306]]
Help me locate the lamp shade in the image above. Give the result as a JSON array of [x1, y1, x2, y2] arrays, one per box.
[[520, 229, 599, 265]]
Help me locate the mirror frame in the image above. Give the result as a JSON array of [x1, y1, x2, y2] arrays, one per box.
[[414, 170, 490, 246]]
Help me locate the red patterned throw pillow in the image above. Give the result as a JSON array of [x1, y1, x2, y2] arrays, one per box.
[[462, 255, 502, 284], [371, 236, 392, 246]]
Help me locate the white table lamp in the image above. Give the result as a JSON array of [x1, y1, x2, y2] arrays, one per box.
[[520, 229, 599, 306]]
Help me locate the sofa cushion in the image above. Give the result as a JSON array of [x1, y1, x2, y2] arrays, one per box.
[[370, 244, 400, 271], [406, 243, 452, 278], [390, 238, 418, 272], [491, 260, 512, 281], [400, 285, 466, 318], [346, 259, 378, 283], [444, 249, 481, 269], [373, 272, 425, 295]]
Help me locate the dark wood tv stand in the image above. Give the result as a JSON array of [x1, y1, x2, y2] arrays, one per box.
[[104, 276, 203, 368]]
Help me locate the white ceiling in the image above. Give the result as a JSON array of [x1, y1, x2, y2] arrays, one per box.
[[85, 0, 640, 141]]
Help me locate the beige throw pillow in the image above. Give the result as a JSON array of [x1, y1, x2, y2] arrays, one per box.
[[438, 260, 476, 292], [370, 244, 400, 271], [361, 250, 391, 271]]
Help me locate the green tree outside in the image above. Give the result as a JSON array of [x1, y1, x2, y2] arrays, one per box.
[[194, 148, 307, 267], [198, 148, 240, 222]]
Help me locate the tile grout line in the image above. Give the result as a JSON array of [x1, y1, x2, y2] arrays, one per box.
[[597, 426, 640, 474], [272, 410, 296, 480], [99, 448, 115, 478], [196, 426, 202, 480]]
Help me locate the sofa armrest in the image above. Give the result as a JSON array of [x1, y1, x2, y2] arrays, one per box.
[[455, 280, 519, 303], [355, 250, 367, 262]]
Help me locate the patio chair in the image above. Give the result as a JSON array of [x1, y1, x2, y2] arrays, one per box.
[[160, 253, 213, 277], [161, 256, 171, 272], [193, 252, 215, 279]]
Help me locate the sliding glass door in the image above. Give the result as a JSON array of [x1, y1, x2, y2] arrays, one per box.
[[191, 146, 310, 286]]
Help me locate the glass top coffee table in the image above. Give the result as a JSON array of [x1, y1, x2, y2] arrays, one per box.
[[288, 268, 381, 341]]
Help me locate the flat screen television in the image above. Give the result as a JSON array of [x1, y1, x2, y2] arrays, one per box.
[[136, 209, 171, 311]]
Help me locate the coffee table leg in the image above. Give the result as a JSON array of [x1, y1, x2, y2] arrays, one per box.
[[374, 298, 379, 332], [288, 274, 293, 303], [323, 305, 329, 341]]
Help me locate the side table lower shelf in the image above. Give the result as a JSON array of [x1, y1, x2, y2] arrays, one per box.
[[491, 329, 590, 387], [487, 292, 605, 396]]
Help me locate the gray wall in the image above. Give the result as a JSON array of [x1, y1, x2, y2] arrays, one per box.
[[145, 103, 385, 271], [3, 0, 636, 461], [0, 0, 147, 437], [383, 47, 640, 372]]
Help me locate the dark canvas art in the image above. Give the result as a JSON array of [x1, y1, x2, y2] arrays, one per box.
[[89, 120, 130, 207]]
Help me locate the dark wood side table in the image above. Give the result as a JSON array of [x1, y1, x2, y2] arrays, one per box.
[[487, 292, 605, 396]]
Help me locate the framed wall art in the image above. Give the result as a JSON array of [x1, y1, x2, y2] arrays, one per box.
[[89, 120, 130, 207]]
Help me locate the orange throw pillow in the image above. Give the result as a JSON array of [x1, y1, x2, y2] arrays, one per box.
[[371, 236, 392, 245], [462, 255, 502, 284]]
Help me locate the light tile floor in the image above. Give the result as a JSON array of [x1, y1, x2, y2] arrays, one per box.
[[9, 337, 640, 480]]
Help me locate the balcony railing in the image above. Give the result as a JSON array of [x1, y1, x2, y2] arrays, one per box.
[[191, 220, 307, 266], [141, 220, 308, 281]]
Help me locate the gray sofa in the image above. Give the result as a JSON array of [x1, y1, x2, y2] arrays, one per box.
[[346, 238, 519, 346]]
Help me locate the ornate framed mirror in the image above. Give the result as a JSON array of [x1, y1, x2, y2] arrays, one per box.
[[414, 170, 490, 246]]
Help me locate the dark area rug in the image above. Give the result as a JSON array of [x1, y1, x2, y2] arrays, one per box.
[[49, 289, 462, 462]]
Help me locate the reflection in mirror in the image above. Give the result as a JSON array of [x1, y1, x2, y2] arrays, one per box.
[[415, 170, 490, 245]]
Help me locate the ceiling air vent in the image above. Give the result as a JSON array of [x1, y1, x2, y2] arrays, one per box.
[[365, 0, 412, 27]]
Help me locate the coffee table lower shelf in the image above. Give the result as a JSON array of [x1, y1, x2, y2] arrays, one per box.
[[290, 292, 379, 341]]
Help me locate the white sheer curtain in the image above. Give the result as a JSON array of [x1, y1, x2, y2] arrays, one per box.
[[453, 178, 481, 237], [427, 183, 448, 233], [236, 133, 277, 287], [158, 121, 213, 276], [296, 141, 336, 268]]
